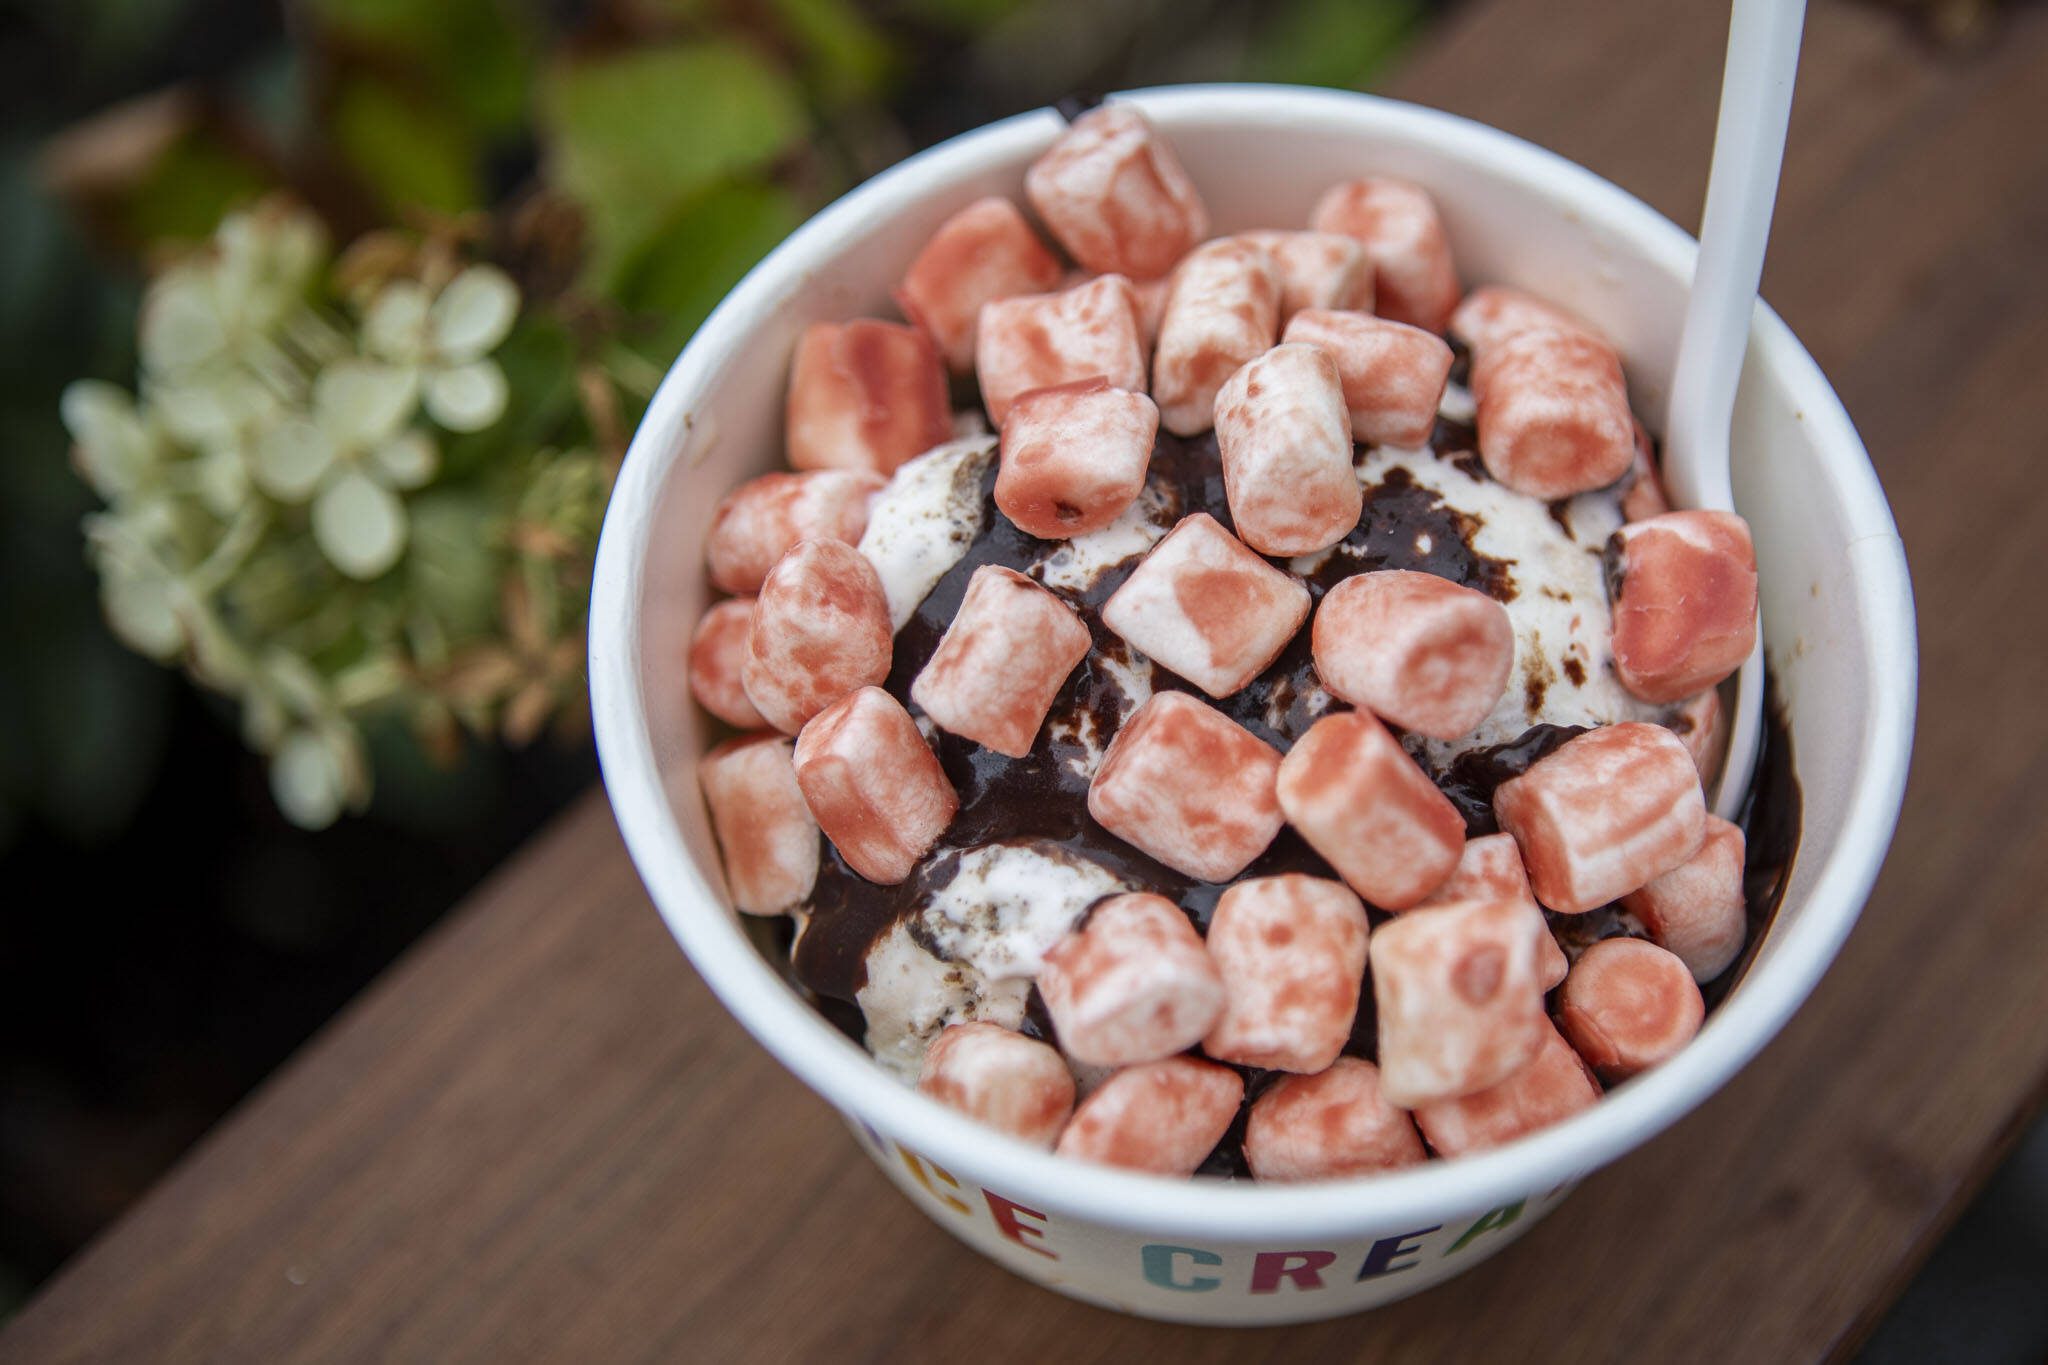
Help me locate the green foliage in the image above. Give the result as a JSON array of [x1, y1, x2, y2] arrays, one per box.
[[616, 180, 805, 356], [1246, 0, 1425, 89], [330, 80, 484, 216], [770, 0, 898, 105], [538, 40, 809, 291]]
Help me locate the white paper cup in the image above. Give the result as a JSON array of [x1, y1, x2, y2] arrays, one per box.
[[589, 85, 1915, 1325]]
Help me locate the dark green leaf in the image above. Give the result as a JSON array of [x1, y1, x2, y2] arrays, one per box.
[[616, 179, 803, 360], [331, 78, 484, 215]]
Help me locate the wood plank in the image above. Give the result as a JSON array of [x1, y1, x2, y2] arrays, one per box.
[[7, 0, 2047, 1359]]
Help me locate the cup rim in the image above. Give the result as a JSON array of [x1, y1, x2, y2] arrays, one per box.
[[590, 83, 1916, 1240]]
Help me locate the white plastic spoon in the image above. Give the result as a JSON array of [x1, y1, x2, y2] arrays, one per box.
[[1662, 0, 1807, 820]]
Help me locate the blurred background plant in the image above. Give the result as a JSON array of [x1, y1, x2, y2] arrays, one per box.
[[1, 0, 1441, 1308]]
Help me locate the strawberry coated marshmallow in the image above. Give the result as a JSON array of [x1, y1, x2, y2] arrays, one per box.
[[976, 274, 1147, 425], [910, 565, 1091, 758], [1282, 310, 1453, 449], [1202, 874, 1371, 1074], [1024, 105, 1209, 281], [698, 734, 819, 915], [994, 377, 1158, 539], [1276, 710, 1465, 911], [1151, 238, 1279, 436], [1100, 513, 1310, 699], [1038, 892, 1226, 1068], [918, 1021, 1076, 1148], [741, 539, 893, 735], [1494, 722, 1707, 913], [895, 197, 1065, 371], [686, 597, 765, 730], [1055, 1055, 1243, 1175], [1244, 1059, 1427, 1182], [1609, 510, 1759, 704], [1087, 691, 1285, 882], [785, 321, 951, 475], [1472, 327, 1636, 499], [1622, 814, 1749, 982], [792, 687, 957, 885], [1308, 177, 1461, 334], [1372, 896, 1549, 1107], [1214, 342, 1360, 557], [705, 469, 883, 596], [1311, 569, 1515, 740]]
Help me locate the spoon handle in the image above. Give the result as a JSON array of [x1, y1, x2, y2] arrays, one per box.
[[1663, 0, 1807, 511]]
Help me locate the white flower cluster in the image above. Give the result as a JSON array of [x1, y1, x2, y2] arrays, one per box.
[[61, 201, 528, 827]]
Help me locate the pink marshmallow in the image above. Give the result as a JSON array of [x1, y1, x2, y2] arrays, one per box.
[[1087, 691, 1284, 882], [895, 197, 1065, 371], [792, 686, 957, 885], [1494, 722, 1707, 913], [1311, 569, 1514, 739], [705, 468, 883, 596], [1282, 310, 1453, 449], [976, 274, 1146, 425], [1150, 238, 1279, 436], [1557, 937, 1704, 1082], [1413, 1018, 1600, 1157], [1308, 177, 1461, 334], [1622, 814, 1748, 983], [1244, 1059, 1426, 1182], [994, 377, 1158, 538], [1055, 1055, 1243, 1175], [1415, 832, 1568, 990], [687, 597, 766, 729], [1448, 285, 1600, 359], [1472, 327, 1636, 499], [1100, 512, 1311, 699], [698, 734, 820, 915], [1610, 510, 1760, 704], [918, 1021, 1076, 1148], [741, 539, 893, 734], [1024, 105, 1209, 281], [1202, 874, 1370, 1074], [1214, 342, 1361, 557], [1371, 896, 1549, 1106], [1238, 230, 1374, 321], [1275, 710, 1465, 910], [1038, 892, 1226, 1067], [786, 321, 952, 475], [910, 565, 1091, 758]]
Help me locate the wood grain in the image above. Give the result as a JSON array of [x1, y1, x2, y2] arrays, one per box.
[[8, 0, 2048, 1359]]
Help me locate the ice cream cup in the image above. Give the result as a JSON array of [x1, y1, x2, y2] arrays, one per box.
[[589, 85, 1915, 1325]]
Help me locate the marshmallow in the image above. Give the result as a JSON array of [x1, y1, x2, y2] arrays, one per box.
[[698, 734, 820, 915], [1372, 896, 1548, 1106], [1416, 832, 1568, 990], [1055, 1055, 1243, 1175], [1307, 177, 1460, 334], [1282, 310, 1453, 449], [1494, 722, 1707, 913], [1311, 569, 1514, 739], [1024, 105, 1208, 281], [1214, 342, 1361, 557], [1244, 1059, 1427, 1181], [1413, 1018, 1600, 1157], [1622, 814, 1748, 982], [1202, 874, 1370, 1074], [918, 1021, 1076, 1147], [1472, 328, 1636, 499], [895, 197, 1065, 371], [1556, 937, 1704, 1081], [1610, 510, 1759, 704], [995, 377, 1158, 538], [1132, 274, 1171, 352], [742, 539, 893, 734], [1448, 285, 1599, 359], [1238, 230, 1374, 321], [910, 565, 1091, 757], [706, 469, 884, 595], [1621, 423, 1671, 522], [1671, 688, 1727, 786], [1151, 239, 1279, 436], [1100, 512, 1311, 699], [1038, 892, 1226, 1067], [687, 597, 766, 729], [786, 320, 952, 475], [976, 274, 1147, 425], [1088, 690, 1284, 882], [1275, 710, 1464, 910], [792, 686, 957, 885]]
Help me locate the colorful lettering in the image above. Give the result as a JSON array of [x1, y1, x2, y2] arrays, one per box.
[[896, 1148, 970, 1214], [1356, 1226, 1441, 1280], [982, 1190, 1057, 1260], [1141, 1245, 1223, 1292], [1250, 1250, 1337, 1293], [1448, 1200, 1525, 1253]]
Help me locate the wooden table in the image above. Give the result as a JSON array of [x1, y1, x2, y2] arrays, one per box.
[[9, 0, 2047, 1358]]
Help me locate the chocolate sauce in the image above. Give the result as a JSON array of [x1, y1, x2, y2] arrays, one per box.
[[775, 408, 1803, 1178]]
